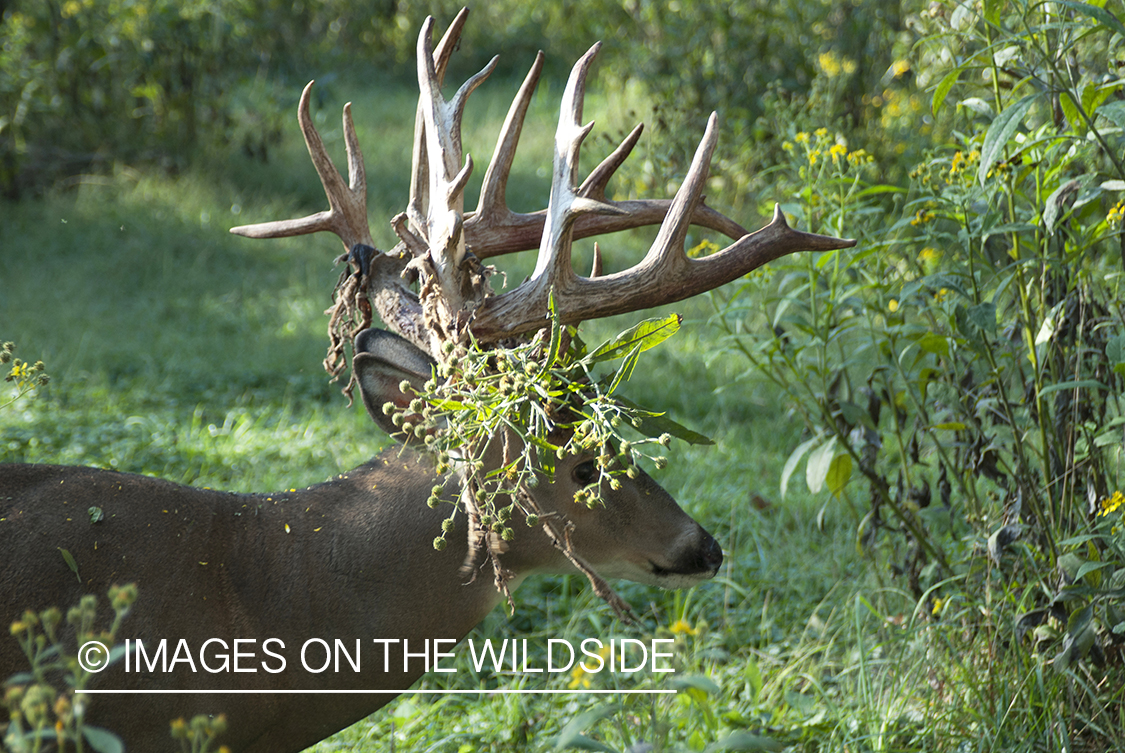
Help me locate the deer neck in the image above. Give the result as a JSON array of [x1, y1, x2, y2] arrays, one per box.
[[223, 447, 541, 666]]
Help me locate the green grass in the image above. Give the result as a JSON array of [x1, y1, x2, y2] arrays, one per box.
[[8, 74, 1110, 753]]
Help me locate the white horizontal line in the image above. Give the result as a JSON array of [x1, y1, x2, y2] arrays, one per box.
[[83, 689, 677, 695]]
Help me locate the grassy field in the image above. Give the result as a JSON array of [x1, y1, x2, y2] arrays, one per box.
[[2, 74, 1083, 752]]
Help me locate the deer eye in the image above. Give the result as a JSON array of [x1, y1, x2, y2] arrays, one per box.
[[572, 460, 598, 486]]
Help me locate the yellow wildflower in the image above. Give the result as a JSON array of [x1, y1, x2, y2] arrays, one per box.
[[568, 644, 612, 689], [847, 148, 873, 166], [818, 51, 842, 78], [1109, 200, 1125, 226], [888, 299, 900, 313], [670, 619, 699, 636], [794, 132, 810, 145], [949, 151, 966, 175], [910, 209, 935, 226], [1100, 491, 1125, 516], [568, 665, 591, 689], [829, 143, 848, 166], [815, 127, 829, 139], [808, 149, 821, 166], [931, 596, 945, 615], [919, 247, 941, 265]]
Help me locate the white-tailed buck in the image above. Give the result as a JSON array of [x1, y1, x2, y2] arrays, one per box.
[[1, 9, 852, 753]]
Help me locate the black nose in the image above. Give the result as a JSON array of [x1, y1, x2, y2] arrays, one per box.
[[700, 533, 723, 572]]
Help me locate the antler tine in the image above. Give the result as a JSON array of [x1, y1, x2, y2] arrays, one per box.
[[575, 122, 748, 240], [415, 18, 497, 256], [526, 43, 625, 293], [407, 9, 472, 242], [470, 112, 856, 341], [578, 122, 643, 201], [469, 51, 545, 236], [640, 112, 719, 274], [230, 82, 371, 251]]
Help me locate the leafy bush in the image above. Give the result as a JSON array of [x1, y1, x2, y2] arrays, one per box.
[[0, 0, 410, 197], [711, 0, 1125, 744]]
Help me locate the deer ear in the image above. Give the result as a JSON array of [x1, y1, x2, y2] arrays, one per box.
[[353, 329, 436, 442]]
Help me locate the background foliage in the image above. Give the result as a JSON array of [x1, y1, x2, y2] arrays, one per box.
[[4, 0, 1125, 750]]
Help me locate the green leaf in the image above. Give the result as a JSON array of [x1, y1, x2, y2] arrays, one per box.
[[1075, 560, 1111, 584], [1058, 552, 1084, 579], [1107, 335, 1125, 366], [540, 289, 564, 375], [1053, 0, 1125, 39], [588, 314, 681, 363], [806, 436, 839, 494], [1059, 91, 1083, 136], [1038, 379, 1109, 396], [969, 302, 997, 334], [671, 675, 722, 695], [978, 93, 1039, 186], [554, 706, 619, 752], [743, 656, 763, 701], [838, 400, 873, 429], [1098, 100, 1125, 130], [1053, 604, 1097, 672], [605, 343, 642, 395], [825, 452, 853, 496], [82, 726, 125, 753], [88, 506, 105, 524], [59, 547, 80, 583], [917, 332, 951, 359], [705, 731, 785, 752], [1044, 178, 1086, 234], [932, 66, 962, 117], [617, 397, 714, 445], [429, 397, 470, 412], [1083, 81, 1116, 118], [781, 436, 820, 498]]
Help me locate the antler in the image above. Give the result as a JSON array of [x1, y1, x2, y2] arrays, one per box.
[[462, 41, 854, 340], [231, 9, 855, 359], [230, 82, 371, 251]]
